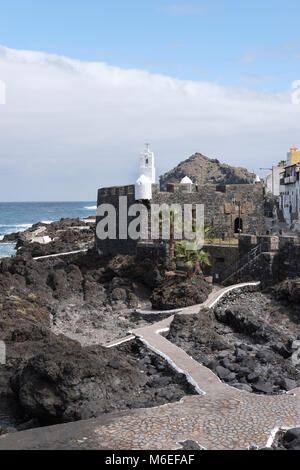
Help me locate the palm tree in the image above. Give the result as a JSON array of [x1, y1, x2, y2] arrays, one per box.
[[159, 207, 212, 274], [175, 240, 210, 278]]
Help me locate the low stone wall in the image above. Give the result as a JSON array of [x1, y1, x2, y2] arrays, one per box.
[[222, 252, 275, 287], [202, 244, 239, 282], [273, 242, 300, 282], [224, 236, 300, 286]]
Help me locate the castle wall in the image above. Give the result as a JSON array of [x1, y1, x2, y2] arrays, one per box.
[[202, 244, 239, 281], [151, 183, 265, 238], [222, 235, 300, 286], [96, 184, 138, 256], [95, 182, 265, 256]]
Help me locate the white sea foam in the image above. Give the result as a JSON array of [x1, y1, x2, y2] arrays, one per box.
[[83, 206, 97, 210], [0, 223, 32, 228], [41, 220, 53, 224], [0, 224, 32, 227], [0, 243, 16, 259], [0, 223, 32, 235]]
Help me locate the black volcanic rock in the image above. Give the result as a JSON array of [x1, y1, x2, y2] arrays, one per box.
[[10, 338, 196, 425], [282, 428, 300, 450], [166, 291, 300, 395], [151, 275, 212, 310], [160, 152, 255, 189], [1, 217, 96, 257], [273, 279, 300, 308], [10, 338, 143, 423]]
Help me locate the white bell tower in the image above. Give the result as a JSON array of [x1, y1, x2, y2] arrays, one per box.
[[139, 143, 155, 183], [135, 144, 156, 200]]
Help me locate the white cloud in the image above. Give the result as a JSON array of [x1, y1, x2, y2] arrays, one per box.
[[0, 45, 299, 200]]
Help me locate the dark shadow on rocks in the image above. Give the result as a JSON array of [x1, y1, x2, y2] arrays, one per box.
[[10, 338, 197, 426], [167, 289, 300, 395]]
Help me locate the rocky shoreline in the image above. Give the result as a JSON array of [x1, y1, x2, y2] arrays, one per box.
[[1, 216, 96, 257], [167, 288, 300, 395], [0, 217, 210, 434], [0, 217, 299, 449]]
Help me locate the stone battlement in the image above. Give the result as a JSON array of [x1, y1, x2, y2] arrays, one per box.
[[98, 182, 263, 197], [239, 233, 300, 256]]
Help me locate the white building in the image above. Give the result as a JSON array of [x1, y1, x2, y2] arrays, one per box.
[[135, 144, 156, 200], [279, 163, 300, 228], [265, 166, 285, 196]]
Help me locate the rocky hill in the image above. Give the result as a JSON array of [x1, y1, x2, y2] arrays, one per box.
[[160, 152, 255, 189]]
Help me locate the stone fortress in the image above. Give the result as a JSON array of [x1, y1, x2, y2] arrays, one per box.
[[96, 145, 265, 259]]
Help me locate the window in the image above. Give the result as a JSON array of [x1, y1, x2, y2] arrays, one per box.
[[234, 217, 243, 233]]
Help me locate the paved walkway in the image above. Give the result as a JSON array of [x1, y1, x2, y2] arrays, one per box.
[[92, 391, 300, 450], [0, 281, 299, 450], [98, 282, 300, 450], [33, 249, 88, 260], [135, 282, 259, 315]]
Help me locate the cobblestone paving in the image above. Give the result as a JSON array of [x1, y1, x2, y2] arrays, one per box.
[[94, 391, 300, 450], [95, 282, 300, 450]]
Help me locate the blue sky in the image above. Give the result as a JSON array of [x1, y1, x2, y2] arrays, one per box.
[[1, 0, 300, 91], [0, 1, 300, 200]]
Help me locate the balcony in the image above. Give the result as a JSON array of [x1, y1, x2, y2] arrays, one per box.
[[284, 176, 297, 184]]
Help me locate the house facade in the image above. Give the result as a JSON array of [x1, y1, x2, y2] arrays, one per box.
[[278, 147, 300, 228], [279, 163, 300, 227], [265, 165, 285, 196]]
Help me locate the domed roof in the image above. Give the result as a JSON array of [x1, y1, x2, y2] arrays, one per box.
[[180, 176, 193, 184], [135, 173, 152, 200]]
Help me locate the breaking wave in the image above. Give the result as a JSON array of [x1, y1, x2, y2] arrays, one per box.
[[0, 223, 32, 230]]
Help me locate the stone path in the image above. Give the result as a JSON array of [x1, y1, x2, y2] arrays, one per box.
[[99, 281, 300, 450], [33, 249, 88, 260], [135, 282, 258, 315], [92, 391, 300, 450], [0, 281, 299, 450]]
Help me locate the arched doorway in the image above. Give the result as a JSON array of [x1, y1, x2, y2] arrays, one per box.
[[234, 217, 243, 233]]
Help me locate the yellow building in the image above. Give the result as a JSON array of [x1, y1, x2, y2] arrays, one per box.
[[287, 146, 300, 166]]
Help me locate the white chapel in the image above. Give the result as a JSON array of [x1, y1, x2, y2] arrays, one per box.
[[135, 144, 156, 200]]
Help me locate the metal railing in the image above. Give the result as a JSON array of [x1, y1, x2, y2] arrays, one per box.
[[218, 243, 262, 285], [205, 237, 239, 246]]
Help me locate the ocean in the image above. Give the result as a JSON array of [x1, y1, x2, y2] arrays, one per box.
[[0, 201, 97, 258]]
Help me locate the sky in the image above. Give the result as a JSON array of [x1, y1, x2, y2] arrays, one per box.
[[0, 0, 300, 200]]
